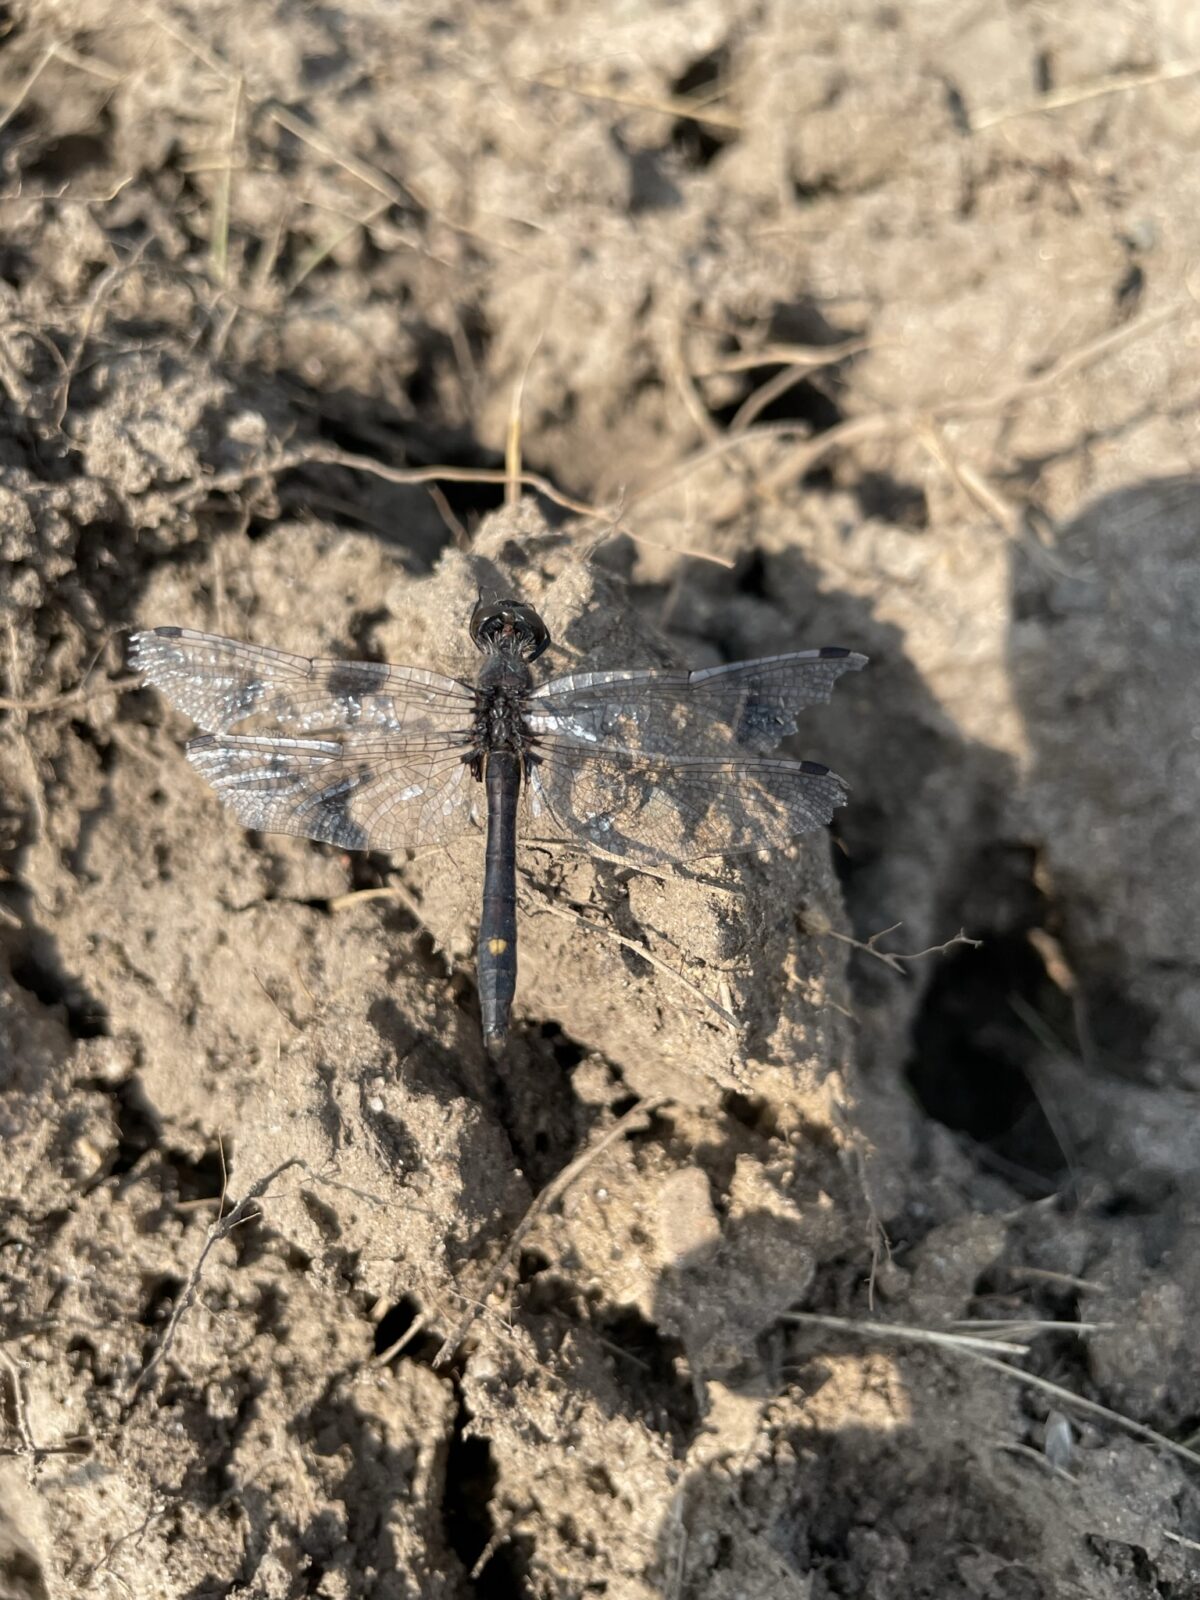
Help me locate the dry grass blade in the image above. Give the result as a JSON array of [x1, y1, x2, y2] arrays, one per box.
[[747, 300, 1192, 500], [784, 1311, 1200, 1473], [0, 672, 140, 714], [532, 897, 739, 1031], [166, 442, 611, 520], [530, 72, 742, 131], [328, 885, 412, 913], [434, 1097, 669, 1366], [973, 57, 1200, 131], [628, 419, 814, 506], [166, 443, 739, 568], [373, 1309, 429, 1366], [692, 339, 871, 377], [785, 1311, 1031, 1358], [1009, 1266, 1107, 1293], [288, 202, 390, 295], [729, 361, 826, 433], [505, 326, 546, 506], [209, 77, 242, 284], [950, 1319, 1114, 1338], [1162, 1529, 1200, 1554]]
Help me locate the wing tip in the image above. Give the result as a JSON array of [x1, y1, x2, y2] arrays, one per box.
[[823, 647, 869, 672], [127, 625, 186, 675]]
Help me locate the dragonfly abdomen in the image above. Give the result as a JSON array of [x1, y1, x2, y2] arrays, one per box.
[[478, 747, 521, 1051]]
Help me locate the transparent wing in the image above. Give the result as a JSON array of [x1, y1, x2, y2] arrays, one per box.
[[528, 648, 867, 757], [524, 738, 849, 865], [186, 732, 482, 851], [130, 627, 475, 736]]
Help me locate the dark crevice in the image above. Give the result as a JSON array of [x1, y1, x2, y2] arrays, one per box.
[[105, 1077, 160, 1175], [905, 929, 1072, 1195], [483, 1024, 589, 1191], [669, 45, 738, 169], [10, 947, 111, 1039], [138, 1272, 185, 1328], [708, 369, 843, 436], [535, 1019, 586, 1071], [590, 1303, 700, 1448], [157, 1144, 227, 1205], [521, 1273, 700, 1451], [441, 1395, 530, 1597], [373, 1294, 444, 1366], [720, 1090, 780, 1142], [852, 469, 929, 528], [441, 1413, 495, 1573], [23, 123, 113, 186]]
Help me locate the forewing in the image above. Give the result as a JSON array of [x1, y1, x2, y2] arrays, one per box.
[[187, 732, 481, 852], [528, 648, 867, 756], [130, 627, 474, 736], [524, 739, 849, 865]]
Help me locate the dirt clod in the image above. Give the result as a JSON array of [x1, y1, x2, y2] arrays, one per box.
[[1, 2, 1198, 1596]]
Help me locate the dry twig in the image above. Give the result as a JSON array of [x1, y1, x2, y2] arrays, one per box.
[[804, 912, 981, 974], [128, 1157, 383, 1399]]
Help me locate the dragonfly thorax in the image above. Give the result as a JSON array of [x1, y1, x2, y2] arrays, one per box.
[[472, 652, 533, 770]]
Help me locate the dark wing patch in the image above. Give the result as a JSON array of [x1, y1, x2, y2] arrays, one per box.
[[525, 738, 850, 865], [187, 733, 481, 852], [528, 648, 867, 757], [130, 627, 474, 737]]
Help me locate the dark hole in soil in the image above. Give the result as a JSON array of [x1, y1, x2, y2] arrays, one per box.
[[537, 1020, 587, 1071], [163, 1145, 226, 1204], [905, 932, 1071, 1194], [669, 45, 737, 169], [733, 548, 770, 597], [373, 1294, 443, 1365], [853, 469, 929, 528], [708, 368, 844, 436], [518, 1247, 550, 1284], [139, 1273, 185, 1327], [721, 1089, 780, 1141], [105, 1078, 160, 1175], [11, 950, 110, 1039], [442, 1404, 526, 1593], [591, 1304, 700, 1446], [0, 244, 31, 288], [24, 129, 111, 185]]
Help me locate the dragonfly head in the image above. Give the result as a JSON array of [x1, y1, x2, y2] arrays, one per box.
[[469, 598, 550, 662]]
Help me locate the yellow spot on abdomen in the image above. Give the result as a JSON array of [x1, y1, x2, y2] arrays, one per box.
[[487, 937, 508, 955]]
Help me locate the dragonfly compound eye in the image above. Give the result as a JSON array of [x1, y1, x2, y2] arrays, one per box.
[[469, 599, 550, 661]]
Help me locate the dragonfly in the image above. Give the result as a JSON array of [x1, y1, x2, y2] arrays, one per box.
[[130, 599, 866, 1050]]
